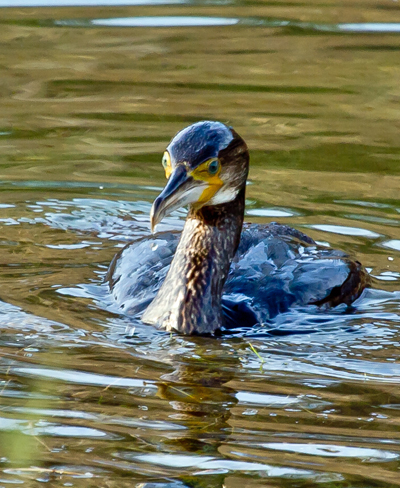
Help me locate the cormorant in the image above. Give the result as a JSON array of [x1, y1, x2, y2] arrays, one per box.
[[107, 121, 369, 335]]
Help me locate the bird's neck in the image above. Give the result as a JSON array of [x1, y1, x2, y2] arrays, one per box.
[[142, 188, 245, 334]]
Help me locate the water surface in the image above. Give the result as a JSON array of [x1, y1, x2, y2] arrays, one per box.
[[0, 1, 400, 486]]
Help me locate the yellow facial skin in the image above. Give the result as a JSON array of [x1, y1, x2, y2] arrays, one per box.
[[161, 153, 223, 207], [190, 158, 223, 207]]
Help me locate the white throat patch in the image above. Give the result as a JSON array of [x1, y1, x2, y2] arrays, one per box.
[[208, 186, 239, 205]]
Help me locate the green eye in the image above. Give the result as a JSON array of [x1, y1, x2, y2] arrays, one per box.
[[208, 159, 219, 175]]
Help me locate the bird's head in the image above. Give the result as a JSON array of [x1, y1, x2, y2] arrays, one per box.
[[150, 121, 249, 232]]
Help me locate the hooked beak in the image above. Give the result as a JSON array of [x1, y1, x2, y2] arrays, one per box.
[[150, 164, 206, 232]]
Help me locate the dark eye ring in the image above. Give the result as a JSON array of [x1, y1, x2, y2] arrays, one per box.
[[208, 159, 219, 175]]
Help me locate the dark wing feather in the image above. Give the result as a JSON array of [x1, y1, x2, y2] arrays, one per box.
[[107, 232, 179, 315], [223, 223, 368, 325], [107, 223, 369, 326]]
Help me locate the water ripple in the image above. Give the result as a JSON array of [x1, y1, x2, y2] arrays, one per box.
[[13, 366, 157, 389], [91, 16, 239, 28], [0, 0, 185, 6], [134, 453, 313, 476], [261, 442, 399, 461], [31, 16, 400, 34], [311, 224, 380, 238]]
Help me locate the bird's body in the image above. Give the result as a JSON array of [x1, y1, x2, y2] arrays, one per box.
[[108, 121, 368, 335]]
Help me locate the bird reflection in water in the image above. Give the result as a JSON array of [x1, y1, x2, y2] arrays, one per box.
[[153, 348, 239, 487]]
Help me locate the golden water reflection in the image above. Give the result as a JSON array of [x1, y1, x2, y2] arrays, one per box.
[[0, 1, 400, 487]]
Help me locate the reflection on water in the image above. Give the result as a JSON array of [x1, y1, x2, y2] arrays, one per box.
[[91, 16, 239, 27], [0, 0, 400, 486], [0, 0, 185, 6], [311, 224, 381, 239], [338, 23, 400, 33]]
